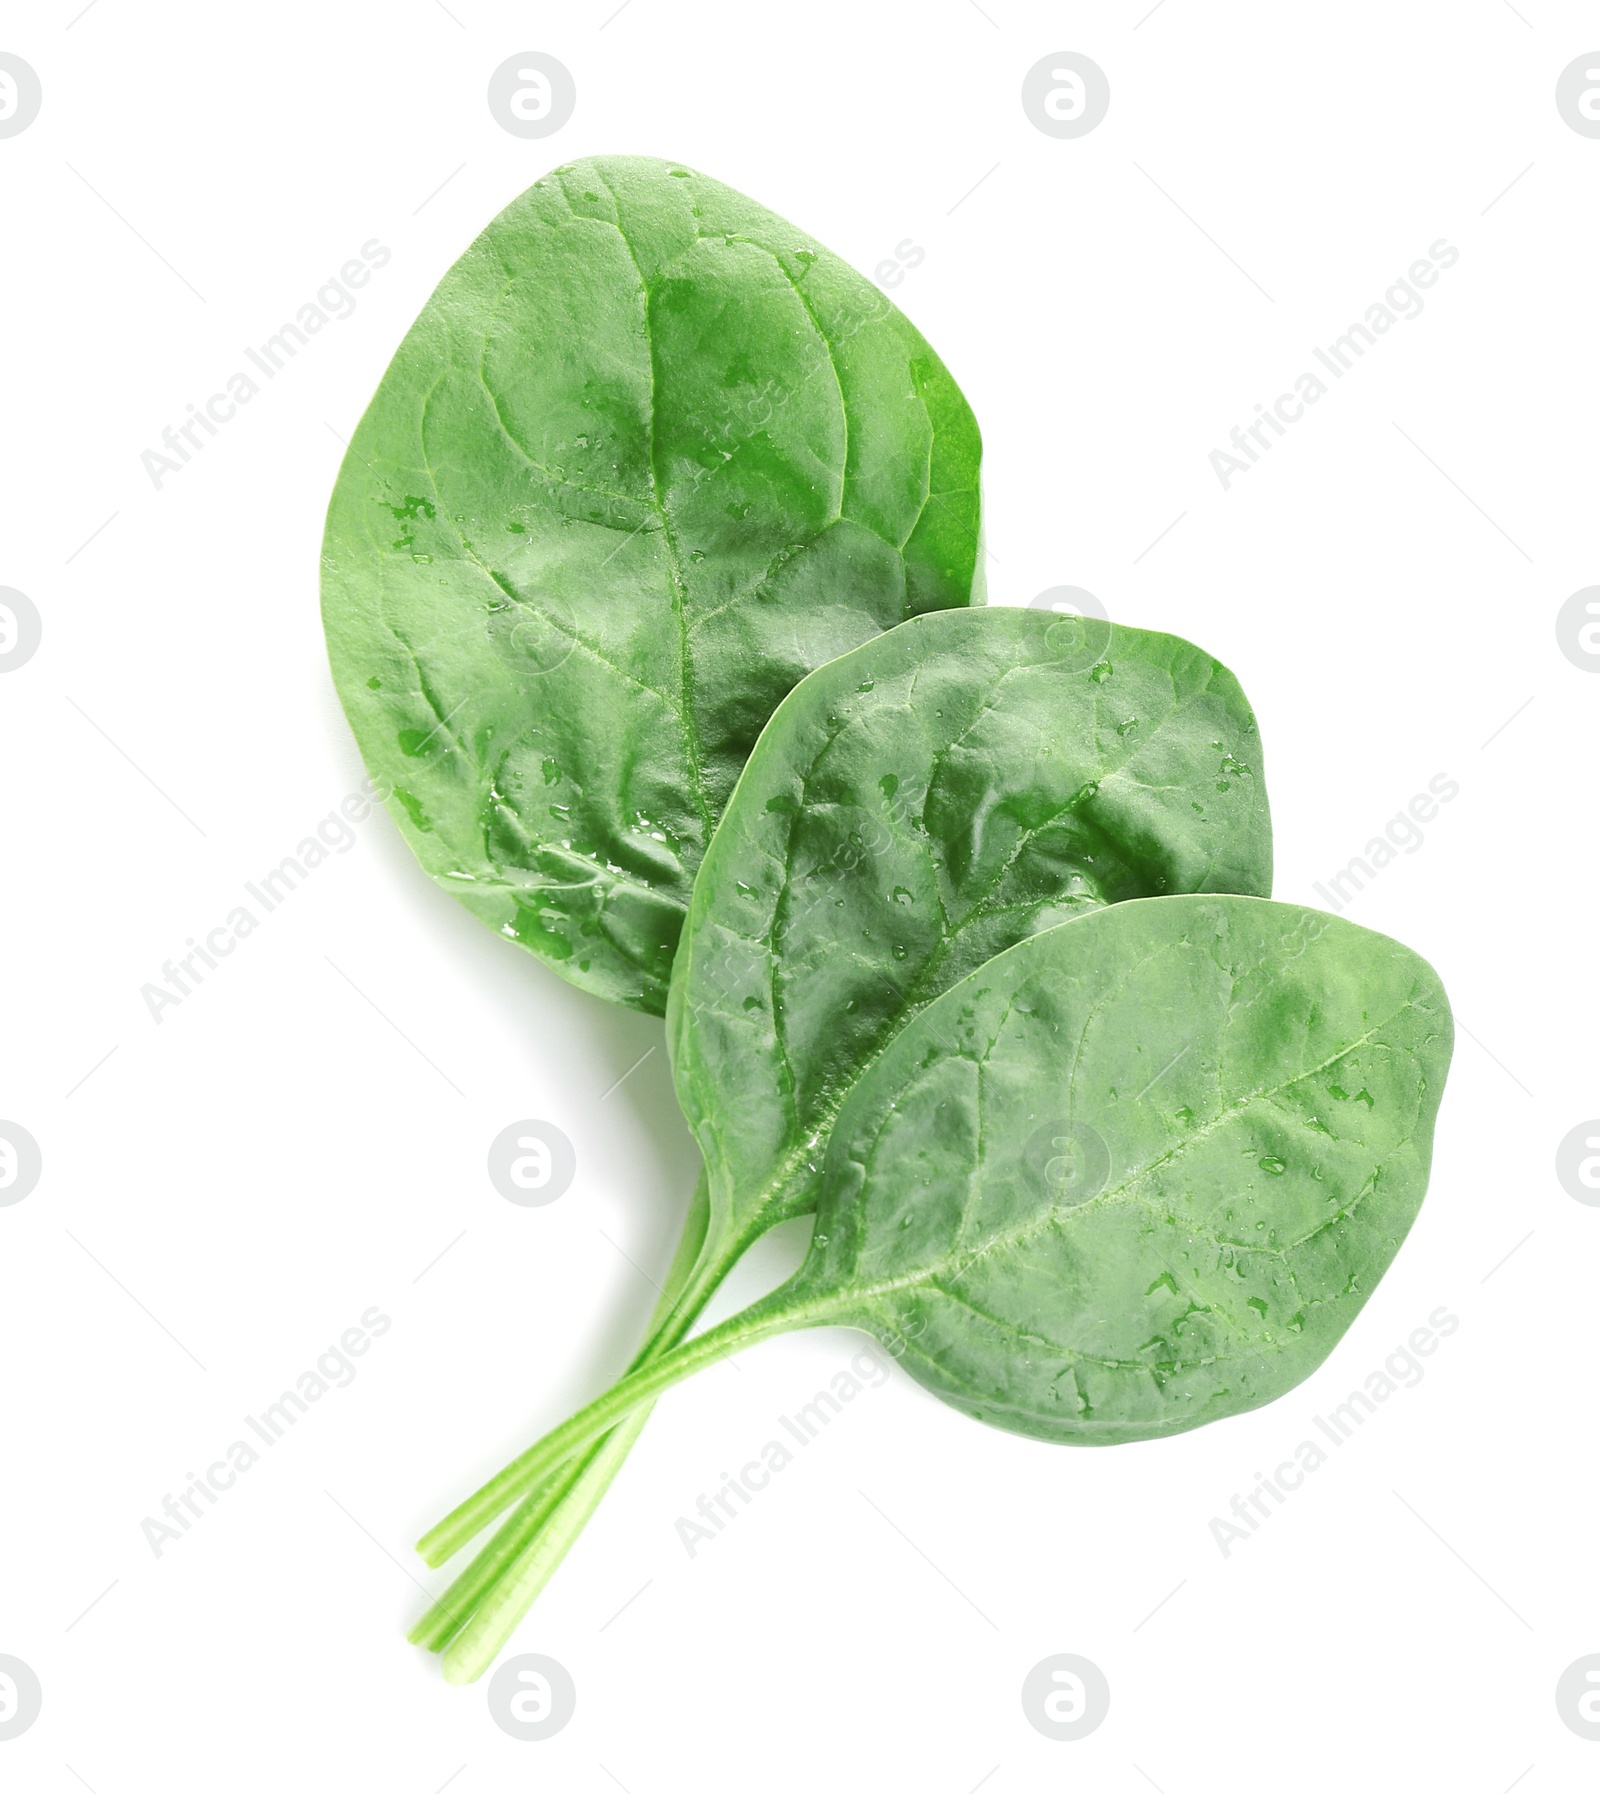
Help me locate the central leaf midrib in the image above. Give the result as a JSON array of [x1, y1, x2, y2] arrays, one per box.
[[592, 177, 717, 845]]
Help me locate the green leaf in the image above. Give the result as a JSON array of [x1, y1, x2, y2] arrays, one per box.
[[799, 894, 1453, 1443], [668, 607, 1273, 1264], [321, 155, 983, 1013], [446, 897, 1450, 1510]]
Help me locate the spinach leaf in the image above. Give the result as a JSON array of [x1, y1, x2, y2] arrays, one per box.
[[792, 893, 1453, 1442], [322, 155, 984, 1013], [668, 606, 1274, 1282], [442, 896, 1449, 1532]]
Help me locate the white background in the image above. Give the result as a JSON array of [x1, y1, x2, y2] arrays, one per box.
[[1, 2, 1592, 1789]]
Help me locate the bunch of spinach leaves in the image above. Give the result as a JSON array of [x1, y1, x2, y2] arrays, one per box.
[[322, 157, 1452, 1684]]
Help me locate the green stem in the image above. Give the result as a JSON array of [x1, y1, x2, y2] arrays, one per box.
[[424, 1308, 719, 1661], [417, 1142, 828, 1594], [440, 1411, 653, 1683], [417, 1289, 816, 1568], [409, 1174, 712, 1634], [424, 1248, 729, 1671], [412, 1175, 716, 1649], [416, 1201, 761, 1570], [409, 1447, 600, 1652]]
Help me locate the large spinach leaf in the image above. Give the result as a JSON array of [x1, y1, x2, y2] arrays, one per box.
[[322, 156, 983, 1013], [668, 606, 1274, 1278], [797, 893, 1452, 1442], [453, 896, 1451, 1490]]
